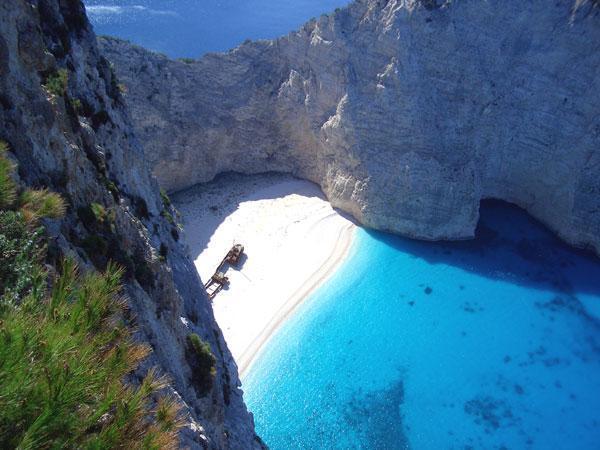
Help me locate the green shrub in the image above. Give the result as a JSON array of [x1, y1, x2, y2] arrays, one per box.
[[90, 202, 106, 223], [0, 210, 45, 304], [0, 148, 181, 447], [160, 189, 171, 207], [177, 58, 195, 64], [70, 98, 82, 114], [0, 149, 64, 303], [44, 69, 68, 97], [186, 334, 216, 395], [105, 179, 120, 200], [0, 141, 17, 210], [161, 209, 175, 225], [77, 203, 115, 234]]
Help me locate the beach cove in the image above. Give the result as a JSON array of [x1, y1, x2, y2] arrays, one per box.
[[175, 173, 600, 449], [173, 173, 356, 375]]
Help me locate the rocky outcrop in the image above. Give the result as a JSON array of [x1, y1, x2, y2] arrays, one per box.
[[0, 1, 262, 448], [99, 0, 600, 255]]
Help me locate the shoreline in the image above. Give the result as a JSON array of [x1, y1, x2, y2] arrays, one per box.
[[172, 173, 357, 378], [237, 221, 355, 377]]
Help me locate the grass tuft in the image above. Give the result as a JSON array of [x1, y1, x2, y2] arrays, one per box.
[[0, 141, 17, 210], [20, 188, 67, 222], [44, 69, 69, 97]]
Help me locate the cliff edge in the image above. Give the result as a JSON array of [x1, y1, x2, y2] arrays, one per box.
[[0, 1, 262, 448]]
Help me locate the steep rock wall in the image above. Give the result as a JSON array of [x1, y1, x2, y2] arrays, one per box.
[[100, 0, 600, 255], [0, 1, 262, 448]]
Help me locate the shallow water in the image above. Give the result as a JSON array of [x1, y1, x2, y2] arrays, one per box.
[[243, 201, 600, 449], [80, 3, 600, 447], [83, 0, 350, 58]]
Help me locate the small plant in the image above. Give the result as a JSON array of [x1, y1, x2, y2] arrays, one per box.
[[155, 396, 184, 435], [90, 202, 107, 223], [118, 83, 127, 94], [186, 333, 217, 395], [103, 177, 120, 200], [44, 69, 68, 97], [0, 210, 45, 302], [161, 209, 175, 225], [19, 188, 66, 222], [177, 57, 195, 64], [160, 189, 172, 207], [70, 97, 82, 114], [0, 141, 16, 209], [0, 149, 66, 302]]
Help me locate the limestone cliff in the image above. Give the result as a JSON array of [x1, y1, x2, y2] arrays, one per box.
[[0, 1, 262, 448], [100, 0, 600, 255]]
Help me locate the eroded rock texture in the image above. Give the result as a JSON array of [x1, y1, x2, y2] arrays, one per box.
[[100, 0, 600, 254], [0, 1, 262, 448]]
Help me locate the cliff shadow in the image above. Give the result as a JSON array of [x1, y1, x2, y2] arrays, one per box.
[[364, 200, 600, 298], [171, 171, 324, 262]]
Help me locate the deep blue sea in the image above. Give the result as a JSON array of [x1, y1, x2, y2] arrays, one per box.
[[244, 201, 600, 449], [84, 4, 600, 448], [83, 0, 350, 58]]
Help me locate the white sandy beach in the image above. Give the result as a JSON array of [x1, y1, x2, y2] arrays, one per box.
[[173, 174, 356, 376]]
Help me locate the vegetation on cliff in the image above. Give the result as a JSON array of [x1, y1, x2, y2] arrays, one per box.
[[186, 333, 217, 395], [0, 142, 182, 449]]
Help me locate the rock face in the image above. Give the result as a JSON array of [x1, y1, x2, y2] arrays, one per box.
[[100, 0, 600, 255], [0, 1, 262, 448]]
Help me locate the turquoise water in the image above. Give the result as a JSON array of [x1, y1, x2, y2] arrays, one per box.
[[81, 3, 600, 447], [243, 201, 600, 449], [83, 0, 350, 58]]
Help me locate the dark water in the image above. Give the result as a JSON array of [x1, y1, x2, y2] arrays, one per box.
[[83, 0, 350, 58], [244, 201, 600, 449]]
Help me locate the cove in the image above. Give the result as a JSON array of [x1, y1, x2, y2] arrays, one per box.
[[243, 201, 600, 449]]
